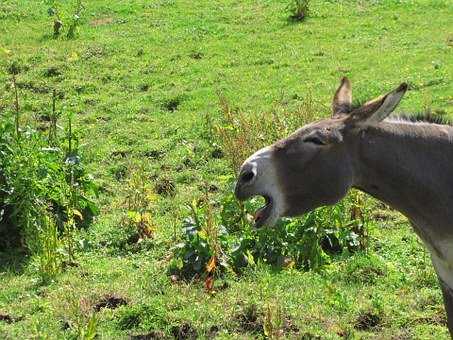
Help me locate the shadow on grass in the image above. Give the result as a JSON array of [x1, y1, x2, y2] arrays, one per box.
[[0, 219, 28, 273], [0, 247, 28, 274]]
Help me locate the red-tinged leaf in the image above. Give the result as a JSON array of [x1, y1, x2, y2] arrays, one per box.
[[206, 256, 216, 273], [205, 275, 214, 292]]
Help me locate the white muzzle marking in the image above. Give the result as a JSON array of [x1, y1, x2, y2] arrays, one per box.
[[241, 146, 286, 226]]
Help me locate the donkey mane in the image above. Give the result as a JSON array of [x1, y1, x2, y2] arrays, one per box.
[[393, 113, 452, 126], [351, 97, 449, 126]]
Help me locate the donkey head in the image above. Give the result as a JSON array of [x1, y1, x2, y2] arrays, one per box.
[[235, 77, 408, 228]]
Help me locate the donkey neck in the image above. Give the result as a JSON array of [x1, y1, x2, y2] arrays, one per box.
[[351, 120, 453, 238]]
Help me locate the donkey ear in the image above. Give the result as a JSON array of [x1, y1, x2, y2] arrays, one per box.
[[347, 83, 408, 124], [332, 77, 352, 117]]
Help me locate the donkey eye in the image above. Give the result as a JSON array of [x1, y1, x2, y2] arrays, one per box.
[[304, 136, 325, 146]]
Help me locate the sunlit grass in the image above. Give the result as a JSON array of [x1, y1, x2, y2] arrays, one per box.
[[0, 0, 451, 338]]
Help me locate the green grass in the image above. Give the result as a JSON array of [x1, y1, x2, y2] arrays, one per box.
[[1, 0, 452, 338]]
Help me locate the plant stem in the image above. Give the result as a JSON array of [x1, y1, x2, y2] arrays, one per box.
[[68, 114, 72, 156], [189, 201, 200, 229], [49, 89, 57, 144], [12, 74, 20, 138]]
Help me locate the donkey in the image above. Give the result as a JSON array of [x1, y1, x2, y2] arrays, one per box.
[[234, 77, 453, 335]]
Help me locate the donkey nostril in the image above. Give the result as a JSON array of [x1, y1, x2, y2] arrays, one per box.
[[241, 171, 254, 183]]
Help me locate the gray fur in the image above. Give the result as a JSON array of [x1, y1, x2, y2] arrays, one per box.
[[235, 78, 453, 336]]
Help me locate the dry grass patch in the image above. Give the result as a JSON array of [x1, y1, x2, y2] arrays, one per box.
[[215, 95, 319, 172]]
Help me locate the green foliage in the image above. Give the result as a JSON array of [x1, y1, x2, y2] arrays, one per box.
[[64, 294, 99, 340], [45, 0, 84, 38], [78, 313, 98, 340], [0, 76, 98, 279], [116, 303, 168, 331], [229, 190, 370, 272], [38, 215, 63, 281], [186, 89, 370, 279], [215, 96, 317, 172], [170, 182, 370, 279], [263, 302, 285, 339], [170, 197, 230, 280], [287, 0, 310, 21], [121, 162, 157, 241], [344, 253, 387, 284]]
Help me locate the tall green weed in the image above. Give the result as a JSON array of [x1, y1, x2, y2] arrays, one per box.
[[0, 72, 98, 280]]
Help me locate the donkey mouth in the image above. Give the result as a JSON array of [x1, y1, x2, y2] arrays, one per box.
[[253, 195, 273, 228]]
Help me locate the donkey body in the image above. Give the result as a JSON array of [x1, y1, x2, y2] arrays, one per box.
[[235, 78, 453, 335]]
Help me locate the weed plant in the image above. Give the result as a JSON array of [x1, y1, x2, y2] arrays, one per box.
[[0, 71, 98, 280], [46, 0, 85, 38], [121, 161, 157, 241], [170, 183, 370, 280], [170, 98, 370, 280], [287, 0, 310, 21], [215, 95, 318, 172]]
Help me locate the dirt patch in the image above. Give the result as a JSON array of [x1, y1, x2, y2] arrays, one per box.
[[198, 183, 219, 193], [372, 210, 394, 221], [210, 147, 223, 159], [111, 150, 131, 158], [282, 316, 299, 333], [207, 325, 219, 339], [162, 96, 184, 112], [171, 322, 198, 340], [62, 260, 79, 269], [94, 294, 128, 311], [155, 178, 176, 196], [0, 313, 22, 323], [143, 150, 164, 160], [17, 81, 49, 94], [113, 164, 128, 181], [415, 313, 447, 326], [90, 17, 114, 27], [354, 310, 381, 330], [234, 304, 263, 334], [189, 52, 203, 60], [232, 304, 299, 336], [139, 83, 150, 92], [43, 66, 62, 78], [61, 319, 71, 330], [129, 330, 166, 339]]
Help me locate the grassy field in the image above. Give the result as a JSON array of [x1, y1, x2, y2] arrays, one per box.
[[1, 0, 452, 338]]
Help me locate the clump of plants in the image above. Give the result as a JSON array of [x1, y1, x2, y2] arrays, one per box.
[[170, 195, 231, 288], [0, 69, 98, 280], [169, 181, 369, 283], [169, 96, 371, 283], [215, 95, 317, 172], [287, 0, 310, 22], [46, 0, 84, 38], [121, 161, 157, 242]]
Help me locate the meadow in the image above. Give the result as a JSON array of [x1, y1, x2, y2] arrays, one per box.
[[0, 0, 452, 338]]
